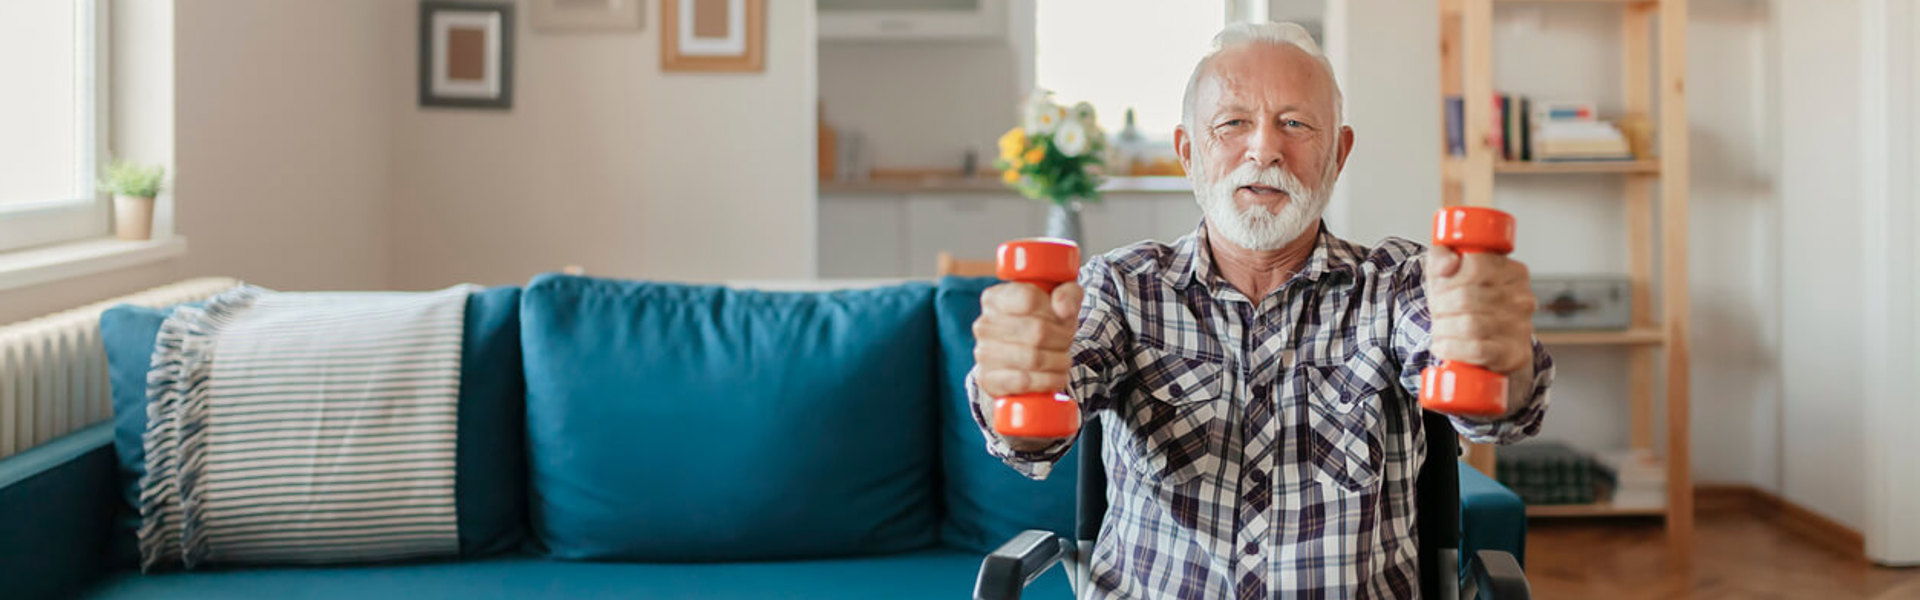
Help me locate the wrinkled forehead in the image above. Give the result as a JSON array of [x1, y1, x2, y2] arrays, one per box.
[[1192, 43, 1338, 123]]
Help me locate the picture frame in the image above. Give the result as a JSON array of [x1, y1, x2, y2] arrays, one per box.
[[662, 0, 765, 73], [531, 0, 643, 33], [419, 1, 515, 109]]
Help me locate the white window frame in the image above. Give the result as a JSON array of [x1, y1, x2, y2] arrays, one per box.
[[0, 0, 110, 254]]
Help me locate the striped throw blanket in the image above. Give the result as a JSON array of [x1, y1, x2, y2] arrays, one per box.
[[138, 284, 475, 570]]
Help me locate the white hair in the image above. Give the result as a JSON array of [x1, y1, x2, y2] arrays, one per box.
[[1181, 22, 1344, 134]]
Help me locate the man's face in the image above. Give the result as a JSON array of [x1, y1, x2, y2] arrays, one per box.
[[1177, 43, 1353, 251]]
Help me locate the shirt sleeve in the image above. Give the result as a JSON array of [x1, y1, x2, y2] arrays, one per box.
[[1390, 252, 1554, 445], [965, 258, 1133, 480]]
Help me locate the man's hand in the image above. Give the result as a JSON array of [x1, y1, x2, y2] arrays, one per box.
[[1425, 245, 1536, 381], [973, 281, 1083, 446]]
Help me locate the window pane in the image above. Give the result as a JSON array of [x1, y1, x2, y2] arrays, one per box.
[[1035, 0, 1224, 139], [0, 0, 82, 208]]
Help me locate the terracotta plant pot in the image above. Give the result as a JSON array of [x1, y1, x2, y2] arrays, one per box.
[[114, 195, 154, 241]]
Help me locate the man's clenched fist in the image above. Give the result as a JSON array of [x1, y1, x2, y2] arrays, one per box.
[[1424, 245, 1537, 391], [973, 281, 1083, 443]]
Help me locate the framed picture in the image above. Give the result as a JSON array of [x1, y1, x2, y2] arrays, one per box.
[[419, 1, 515, 109], [662, 0, 764, 73], [531, 0, 643, 32]]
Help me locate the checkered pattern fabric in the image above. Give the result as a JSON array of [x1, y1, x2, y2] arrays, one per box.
[[966, 225, 1553, 599]]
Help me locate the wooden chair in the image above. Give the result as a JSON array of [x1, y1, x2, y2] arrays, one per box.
[[936, 252, 996, 278]]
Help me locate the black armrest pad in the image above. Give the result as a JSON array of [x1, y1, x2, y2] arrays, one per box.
[[1471, 549, 1531, 600], [973, 529, 1069, 600]]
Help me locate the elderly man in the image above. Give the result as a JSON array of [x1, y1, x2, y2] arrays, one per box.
[[966, 22, 1553, 599]]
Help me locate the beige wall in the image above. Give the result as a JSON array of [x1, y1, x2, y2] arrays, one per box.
[[0, 0, 397, 324], [818, 41, 1021, 172], [389, 0, 818, 287], [1775, 0, 1867, 531], [4, 0, 820, 324]]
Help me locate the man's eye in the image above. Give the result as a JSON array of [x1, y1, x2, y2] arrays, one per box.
[[1285, 119, 1309, 129], [1219, 119, 1248, 128]]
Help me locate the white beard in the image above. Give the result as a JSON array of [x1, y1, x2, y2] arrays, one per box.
[[1193, 156, 1336, 251]]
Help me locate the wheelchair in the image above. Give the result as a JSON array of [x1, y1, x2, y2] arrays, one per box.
[[973, 411, 1532, 599]]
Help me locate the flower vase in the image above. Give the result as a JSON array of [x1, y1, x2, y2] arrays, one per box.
[[1045, 200, 1083, 243]]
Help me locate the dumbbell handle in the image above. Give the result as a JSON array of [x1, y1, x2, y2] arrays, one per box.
[[1419, 207, 1515, 417], [991, 239, 1082, 439]]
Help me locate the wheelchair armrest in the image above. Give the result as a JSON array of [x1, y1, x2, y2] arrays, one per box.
[[1470, 549, 1531, 600], [973, 529, 1070, 600]]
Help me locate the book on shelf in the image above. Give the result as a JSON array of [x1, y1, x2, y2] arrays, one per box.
[[1443, 94, 1635, 162], [1444, 96, 1465, 156]]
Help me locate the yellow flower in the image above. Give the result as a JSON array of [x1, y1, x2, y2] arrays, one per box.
[[1002, 169, 1020, 183], [998, 127, 1026, 160], [1024, 147, 1045, 164]]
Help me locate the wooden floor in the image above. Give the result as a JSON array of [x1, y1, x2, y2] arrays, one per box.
[[1528, 511, 1920, 599]]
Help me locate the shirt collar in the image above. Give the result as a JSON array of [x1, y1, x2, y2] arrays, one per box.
[[1165, 220, 1362, 292]]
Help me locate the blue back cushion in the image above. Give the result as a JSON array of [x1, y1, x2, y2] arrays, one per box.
[[933, 276, 1080, 553], [99, 287, 529, 559], [519, 274, 940, 561]]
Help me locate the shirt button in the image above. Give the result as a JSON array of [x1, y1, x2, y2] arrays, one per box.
[[1244, 541, 1260, 555], [1169, 383, 1183, 395], [1250, 470, 1268, 483]]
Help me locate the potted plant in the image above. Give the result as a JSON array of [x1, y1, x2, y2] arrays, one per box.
[[997, 90, 1107, 242], [98, 160, 165, 241]]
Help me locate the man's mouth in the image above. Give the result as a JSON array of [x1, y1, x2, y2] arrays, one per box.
[[1239, 185, 1288, 196]]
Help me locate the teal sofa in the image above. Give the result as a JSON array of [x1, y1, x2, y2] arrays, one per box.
[[0, 275, 1522, 599]]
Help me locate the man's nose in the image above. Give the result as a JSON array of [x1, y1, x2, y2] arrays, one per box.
[[1243, 121, 1285, 168]]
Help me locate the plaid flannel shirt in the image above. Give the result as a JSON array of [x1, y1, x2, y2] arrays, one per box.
[[966, 225, 1553, 599]]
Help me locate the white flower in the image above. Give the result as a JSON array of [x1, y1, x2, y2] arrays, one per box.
[[1026, 103, 1066, 136], [1054, 119, 1090, 157], [1024, 89, 1066, 134]]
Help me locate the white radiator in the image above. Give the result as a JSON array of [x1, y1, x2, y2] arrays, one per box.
[[0, 277, 240, 460]]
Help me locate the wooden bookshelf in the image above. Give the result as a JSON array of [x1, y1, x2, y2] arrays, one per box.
[[1444, 158, 1660, 179], [1497, 159, 1660, 174], [1439, 0, 1693, 561], [1537, 327, 1665, 346], [1528, 502, 1668, 518]]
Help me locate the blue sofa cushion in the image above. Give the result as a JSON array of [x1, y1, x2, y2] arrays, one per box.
[[932, 276, 1080, 554], [98, 287, 529, 559], [77, 550, 1072, 600], [519, 275, 940, 562]]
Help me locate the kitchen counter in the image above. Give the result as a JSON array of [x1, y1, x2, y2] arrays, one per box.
[[819, 175, 1191, 195]]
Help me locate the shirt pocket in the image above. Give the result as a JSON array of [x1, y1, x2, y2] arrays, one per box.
[[1294, 354, 1391, 494], [1118, 346, 1228, 487]]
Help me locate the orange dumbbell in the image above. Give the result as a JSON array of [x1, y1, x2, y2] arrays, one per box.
[[990, 238, 1082, 439], [1420, 207, 1517, 418]]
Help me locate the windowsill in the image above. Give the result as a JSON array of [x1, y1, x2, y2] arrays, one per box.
[[0, 237, 188, 292]]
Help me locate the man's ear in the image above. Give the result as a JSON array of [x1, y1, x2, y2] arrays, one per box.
[[1333, 125, 1355, 177], [1175, 125, 1193, 176]]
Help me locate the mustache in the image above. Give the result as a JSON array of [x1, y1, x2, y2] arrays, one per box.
[[1219, 164, 1310, 197]]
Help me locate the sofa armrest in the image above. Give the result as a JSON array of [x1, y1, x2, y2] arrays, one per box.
[[1470, 549, 1531, 599], [0, 423, 119, 600], [1457, 460, 1526, 568], [973, 529, 1069, 600]]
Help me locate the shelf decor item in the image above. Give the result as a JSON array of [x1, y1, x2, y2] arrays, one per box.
[[419, 1, 515, 109], [98, 160, 165, 241], [996, 90, 1107, 242]]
